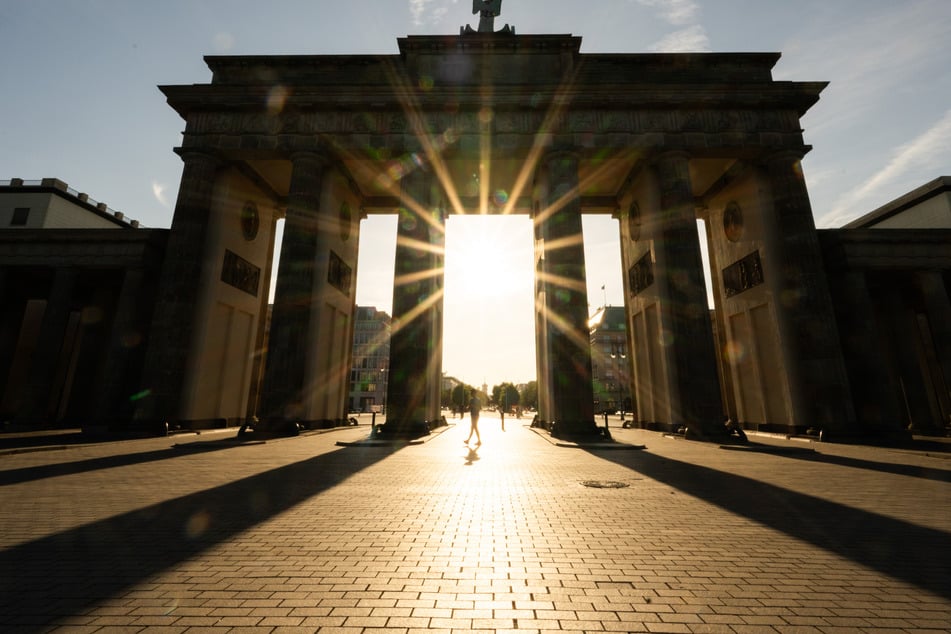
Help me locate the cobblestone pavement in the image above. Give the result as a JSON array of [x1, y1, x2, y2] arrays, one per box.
[[1, 416, 949, 633]]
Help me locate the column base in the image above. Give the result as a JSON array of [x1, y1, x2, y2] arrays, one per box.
[[373, 420, 432, 440], [550, 419, 611, 442]]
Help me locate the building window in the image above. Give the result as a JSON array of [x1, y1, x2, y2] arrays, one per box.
[[11, 207, 29, 226]]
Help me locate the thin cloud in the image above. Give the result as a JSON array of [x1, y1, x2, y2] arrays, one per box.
[[636, 0, 710, 52], [820, 109, 951, 226], [151, 181, 170, 208], [649, 25, 710, 52], [637, 0, 701, 26], [777, 2, 950, 136], [409, 0, 455, 27]]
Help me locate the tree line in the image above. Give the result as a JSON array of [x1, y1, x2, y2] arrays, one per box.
[[443, 380, 537, 413]]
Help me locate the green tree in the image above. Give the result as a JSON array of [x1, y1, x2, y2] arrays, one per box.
[[495, 382, 520, 413], [451, 384, 467, 411], [521, 381, 538, 410]]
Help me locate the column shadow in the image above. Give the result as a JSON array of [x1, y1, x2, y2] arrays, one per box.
[[724, 445, 951, 482], [587, 445, 951, 601], [0, 440, 255, 487], [0, 444, 398, 631]]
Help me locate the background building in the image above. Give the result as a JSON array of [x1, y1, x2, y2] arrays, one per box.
[[588, 306, 633, 416], [0, 178, 162, 429], [817, 177, 951, 437], [348, 306, 391, 413]]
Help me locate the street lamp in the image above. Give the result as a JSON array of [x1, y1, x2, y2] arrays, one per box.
[[609, 341, 627, 420]]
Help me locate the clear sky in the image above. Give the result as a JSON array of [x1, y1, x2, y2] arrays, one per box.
[[2, 1, 949, 390]]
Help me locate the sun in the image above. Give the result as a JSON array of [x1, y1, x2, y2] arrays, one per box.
[[444, 215, 532, 300]]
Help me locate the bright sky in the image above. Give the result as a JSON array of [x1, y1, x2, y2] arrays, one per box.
[[2, 1, 949, 390]]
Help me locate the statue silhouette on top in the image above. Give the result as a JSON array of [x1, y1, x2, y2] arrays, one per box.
[[462, 0, 515, 35]]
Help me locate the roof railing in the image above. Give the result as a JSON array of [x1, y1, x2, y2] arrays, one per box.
[[1, 178, 144, 228]]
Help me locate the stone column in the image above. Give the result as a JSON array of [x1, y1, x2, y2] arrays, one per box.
[[915, 271, 951, 425], [258, 152, 329, 431], [762, 151, 856, 435], [534, 151, 598, 438], [831, 271, 905, 433], [0, 268, 20, 411], [18, 268, 78, 424], [881, 283, 938, 434], [381, 170, 446, 438], [652, 152, 724, 438], [532, 200, 553, 426], [134, 150, 220, 430], [92, 268, 145, 427]]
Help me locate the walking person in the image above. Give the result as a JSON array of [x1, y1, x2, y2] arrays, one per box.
[[465, 393, 482, 446]]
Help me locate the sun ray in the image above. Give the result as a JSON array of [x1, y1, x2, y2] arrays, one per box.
[[532, 151, 630, 229], [394, 266, 446, 288], [479, 108, 492, 215], [380, 59, 468, 217], [389, 287, 446, 336], [533, 293, 592, 354], [500, 61, 584, 216], [533, 270, 588, 295], [394, 234, 446, 258], [534, 233, 584, 254]]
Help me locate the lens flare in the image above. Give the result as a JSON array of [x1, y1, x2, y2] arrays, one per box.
[[399, 209, 418, 232], [266, 85, 290, 115], [723, 340, 746, 363], [129, 389, 151, 402], [185, 510, 211, 539]]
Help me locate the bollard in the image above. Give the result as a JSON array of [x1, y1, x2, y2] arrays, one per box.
[[371, 412, 376, 437]]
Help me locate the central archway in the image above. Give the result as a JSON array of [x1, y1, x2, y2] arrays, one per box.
[[442, 214, 536, 391]]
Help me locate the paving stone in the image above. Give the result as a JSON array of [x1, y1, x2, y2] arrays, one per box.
[[0, 421, 948, 632]]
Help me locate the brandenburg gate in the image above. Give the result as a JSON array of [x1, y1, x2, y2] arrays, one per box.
[[133, 6, 856, 441]]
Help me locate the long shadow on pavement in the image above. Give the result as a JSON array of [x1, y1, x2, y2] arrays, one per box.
[[588, 444, 951, 601], [0, 439, 253, 487], [721, 444, 951, 484], [0, 443, 398, 631]]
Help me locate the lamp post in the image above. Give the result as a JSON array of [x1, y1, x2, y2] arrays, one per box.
[[609, 340, 627, 421]]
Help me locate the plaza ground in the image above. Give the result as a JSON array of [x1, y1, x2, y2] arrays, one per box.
[[0, 414, 949, 633]]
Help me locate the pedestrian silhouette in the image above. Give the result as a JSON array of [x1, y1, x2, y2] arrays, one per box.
[[465, 393, 482, 446]]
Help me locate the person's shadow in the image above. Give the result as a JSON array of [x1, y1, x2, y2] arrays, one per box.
[[464, 447, 480, 465]]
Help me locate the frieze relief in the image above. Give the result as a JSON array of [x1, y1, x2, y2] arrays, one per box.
[[188, 106, 803, 146], [600, 112, 631, 132], [568, 111, 598, 132]]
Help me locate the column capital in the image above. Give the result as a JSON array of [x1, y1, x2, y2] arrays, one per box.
[[289, 150, 331, 168], [762, 148, 806, 167], [652, 149, 692, 166], [173, 148, 223, 167], [542, 147, 581, 164]]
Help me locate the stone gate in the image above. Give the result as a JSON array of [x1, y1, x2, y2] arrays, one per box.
[[134, 28, 856, 440]]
